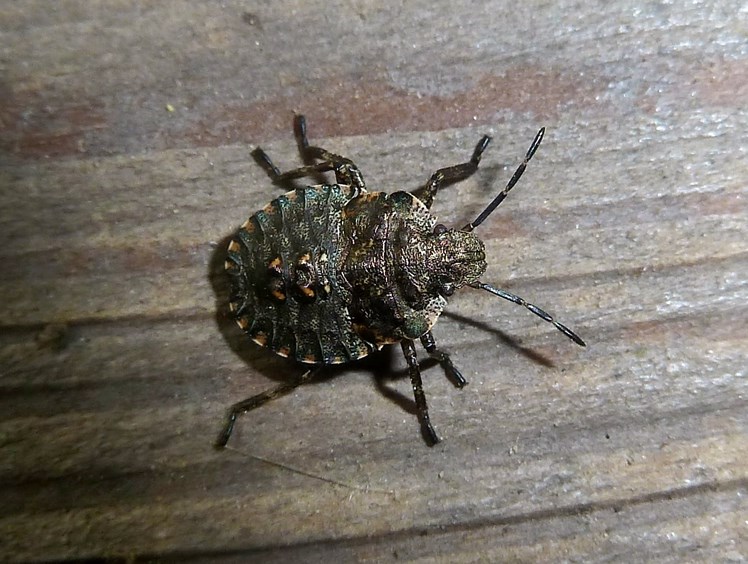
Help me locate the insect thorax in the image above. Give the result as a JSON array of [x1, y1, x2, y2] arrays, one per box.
[[342, 191, 487, 344]]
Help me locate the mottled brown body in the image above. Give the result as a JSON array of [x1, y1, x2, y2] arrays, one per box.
[[226, 185, 486, 364], [218, 115, 584, 447]]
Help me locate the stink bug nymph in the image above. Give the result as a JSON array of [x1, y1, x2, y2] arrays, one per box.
[[219, 116, 585, 447]]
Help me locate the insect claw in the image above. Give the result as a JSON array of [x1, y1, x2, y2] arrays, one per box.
[[423, 422, 441, 446], [450, 365, 468, 388], [216, 412, 237, 448]]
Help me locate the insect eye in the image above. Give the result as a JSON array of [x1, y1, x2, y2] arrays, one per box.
[[433, 223, 448, 235], [440, 282, 455, 297]]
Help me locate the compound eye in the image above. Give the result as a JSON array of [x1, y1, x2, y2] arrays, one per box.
[[440, 282, 455, 297], [434, 223, 448, 235]]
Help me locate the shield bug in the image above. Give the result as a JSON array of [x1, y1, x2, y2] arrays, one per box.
[[219, 116, 585, 447]]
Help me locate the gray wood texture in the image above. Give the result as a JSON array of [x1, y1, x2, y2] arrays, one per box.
[[1, 1, 746, 561]]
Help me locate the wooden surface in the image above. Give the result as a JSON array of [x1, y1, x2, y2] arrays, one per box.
[[1, 1, 746, 561]]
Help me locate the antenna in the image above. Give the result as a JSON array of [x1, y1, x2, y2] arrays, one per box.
[[463, 127, 545, 232], [470, 281, 586, 346]]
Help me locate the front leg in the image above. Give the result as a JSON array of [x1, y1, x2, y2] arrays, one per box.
[[412, 135, 491, 209], [420, 331, 468, 388], [401, 339, 440, 446]]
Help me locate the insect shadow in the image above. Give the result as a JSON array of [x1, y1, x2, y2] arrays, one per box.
[[369, 310, 558, 427], [442, 310, 556, 368]]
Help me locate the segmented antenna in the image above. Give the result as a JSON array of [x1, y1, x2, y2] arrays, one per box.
[[470, 281, 586, 347], [463, 127, 545, 232]]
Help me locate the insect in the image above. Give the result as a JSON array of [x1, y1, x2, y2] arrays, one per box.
[[219, 116, 585, 447]]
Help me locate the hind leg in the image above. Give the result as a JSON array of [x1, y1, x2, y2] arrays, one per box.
[[217, 368, 320, 447]]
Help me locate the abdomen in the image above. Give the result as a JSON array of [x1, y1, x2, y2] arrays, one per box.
[[225, 185, 373, 364]]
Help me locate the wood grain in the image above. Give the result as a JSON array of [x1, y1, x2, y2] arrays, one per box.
[[1, 1, 746, 561]]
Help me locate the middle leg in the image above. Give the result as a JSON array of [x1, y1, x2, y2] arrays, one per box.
[[294, 115, 367, 192], [401, 339, 440, 446], [251, 115, 367, 193]]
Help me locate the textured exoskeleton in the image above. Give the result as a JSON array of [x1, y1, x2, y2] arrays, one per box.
[[219, 116, 585, 447]]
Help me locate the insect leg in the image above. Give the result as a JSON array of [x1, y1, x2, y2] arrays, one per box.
[[295, 114, 312, 160], [216, 368, 321, 448], [251, 116, 367, 193], [420, 331, 468, 388], [413, 134, 491, 209], [294, 115, 367, 193], [252, 147, 336, 182], [401, 339, 440, 446]]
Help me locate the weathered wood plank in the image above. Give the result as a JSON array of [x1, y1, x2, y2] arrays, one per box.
[[1, 0, 746, 561]]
